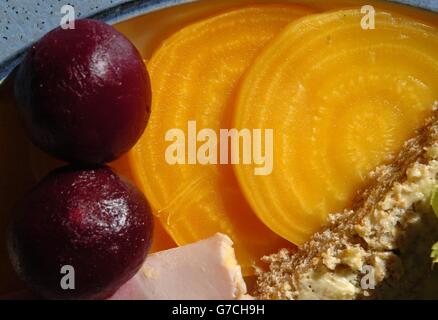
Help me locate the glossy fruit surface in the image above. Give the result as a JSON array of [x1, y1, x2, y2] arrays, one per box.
[[26, 144, 177, 254], [14, 19, 151, 164], [234, 9, 438, 245], [7, 166, 153, 300]]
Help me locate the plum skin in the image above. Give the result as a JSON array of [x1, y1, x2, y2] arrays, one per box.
[[7, 166, 154, 300], [14, 19, 151, 164]]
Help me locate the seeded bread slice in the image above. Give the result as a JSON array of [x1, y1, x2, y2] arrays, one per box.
[[255, 108, 438, 300]]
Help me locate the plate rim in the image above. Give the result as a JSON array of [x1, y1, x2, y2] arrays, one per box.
[[1, 0, 437, 82], [0, 0, 195, 82]]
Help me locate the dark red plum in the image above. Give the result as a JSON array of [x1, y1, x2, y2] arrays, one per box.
[[14, 19, 151, 164], [7, 166, 153, 300]]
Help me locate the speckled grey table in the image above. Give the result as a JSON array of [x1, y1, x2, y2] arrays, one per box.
[[0, 0, 188, 79], [0, 0, 437, 80]]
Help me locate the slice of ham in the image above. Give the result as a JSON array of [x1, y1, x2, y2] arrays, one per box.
[[109, 233, 251, 300]]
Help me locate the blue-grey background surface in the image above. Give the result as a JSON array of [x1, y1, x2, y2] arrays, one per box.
[[0, 0, 437, 79]]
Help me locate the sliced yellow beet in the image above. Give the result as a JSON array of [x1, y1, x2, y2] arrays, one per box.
[[234, 9, 438, 245], [129, 4, 315, 274]]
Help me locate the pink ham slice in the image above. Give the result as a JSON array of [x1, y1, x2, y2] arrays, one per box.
[[109, 233, 251, 300]]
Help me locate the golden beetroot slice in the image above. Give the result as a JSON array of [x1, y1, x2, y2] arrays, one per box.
[[234, 9, 438, 245], [129, 4, 315, 274]]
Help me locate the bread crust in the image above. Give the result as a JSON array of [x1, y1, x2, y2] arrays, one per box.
[[256, 109, 438, 300]]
